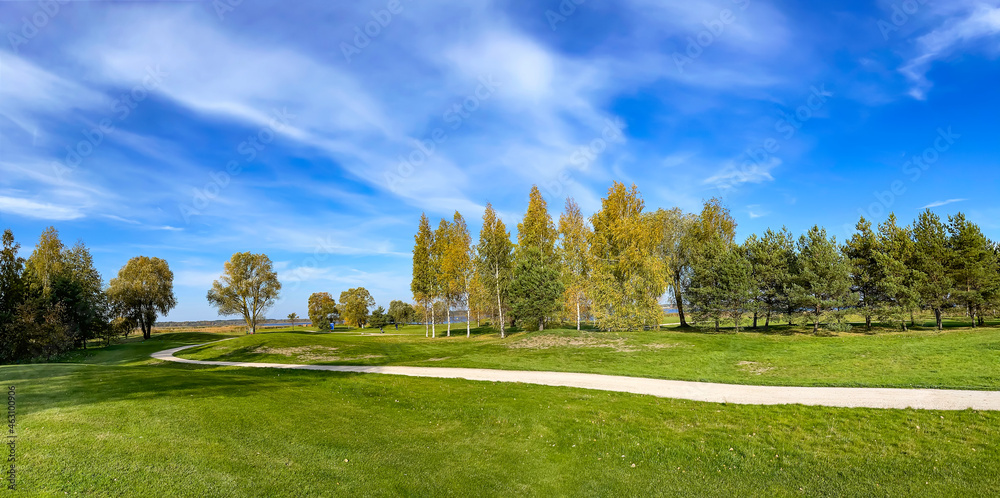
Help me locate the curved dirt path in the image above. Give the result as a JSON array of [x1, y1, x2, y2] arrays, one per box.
[[153, 342, 1000, 411]]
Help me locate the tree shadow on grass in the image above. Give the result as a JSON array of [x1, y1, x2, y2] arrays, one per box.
[[1, 335, 369, 418]]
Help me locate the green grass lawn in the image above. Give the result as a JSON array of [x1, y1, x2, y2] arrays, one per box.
[[178, 323, 1000, 390], [2, 331, 999, 496]]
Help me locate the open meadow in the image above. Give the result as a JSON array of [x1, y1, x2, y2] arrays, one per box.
[[4, 322, 1000, 496]]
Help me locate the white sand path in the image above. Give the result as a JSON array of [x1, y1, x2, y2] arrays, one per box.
[[152, 342, 1000, 411]]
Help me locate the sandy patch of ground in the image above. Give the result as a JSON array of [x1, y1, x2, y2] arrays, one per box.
[[508, 336, 639, 352], [643, 343, 682, 350], [508, 335, 685, 353], [254, 346, 341, 361], [251, 346, 382, 362], [737, 361, 775, 375], [424, 357, 452, 362]]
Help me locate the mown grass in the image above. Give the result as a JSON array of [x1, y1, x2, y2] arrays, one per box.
[[2, 331, 998, 496], [179, 322, 1000, 390]]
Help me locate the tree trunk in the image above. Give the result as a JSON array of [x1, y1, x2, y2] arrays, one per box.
[[495, 266, 505, 339], [538, 317, 544, 332], [752, 312, 758, 329], [714, 318, 719, 333], [934, 308, 942, 331], [673, 278, 687, 327], [969, 305, 977, 328], [431, 303, 436, 338], [764, 310, 771, 331], [576, 301, 581, 331], [865, 315, 872, 331], [424, 304, 429, 338], [467, 306, 471, 338], [910, 311, 915, 327], [447, 304, 451, 337], [814, 306, 820, 334]]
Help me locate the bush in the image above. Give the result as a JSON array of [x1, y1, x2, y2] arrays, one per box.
[[825, 322, 853, 333]]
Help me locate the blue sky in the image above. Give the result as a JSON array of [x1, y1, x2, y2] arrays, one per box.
[[1, 0, 999, 321]]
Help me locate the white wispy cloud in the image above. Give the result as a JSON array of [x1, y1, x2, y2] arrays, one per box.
[[899, 2, 1000, 99], [922, 198, 968, 209], [0, 195, 84, 221], [703, 157, 781, 189]]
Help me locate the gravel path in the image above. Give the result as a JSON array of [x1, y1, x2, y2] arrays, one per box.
[[153, 342, 1000, 411]]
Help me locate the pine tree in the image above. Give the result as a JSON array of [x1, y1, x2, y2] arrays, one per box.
[[744, 227, 795, 330], [510, 246, 564, 331], [912, 210, 953, 330], [947, 213, 994, 328], [512, 186, 561, 330], [679, 199, 737, 328], [687, 239, 754, 332], [875, 214, 920, 330], [476, 203, 514, 337], [790, 226, 853, 334], [844, 217, 881, 331]]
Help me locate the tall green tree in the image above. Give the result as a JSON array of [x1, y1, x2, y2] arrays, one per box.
[[511, 186, 561, 330], [206, 252, 281, 335], [287, 313, 299, 329], [387, 300, 416, 329], [744, 228, 795, 330], [678, 199, 737, 328], [790, 226, 853, 334], [25, 226, 64, 295], [517, 186, 558, 260], [687, 238, 754, 332], [947, 213, 995, 328], [875, 214, 920, 330], [307, 292, 338, 331], [339, 287, 375, 328], [844, 217, 882, 331], [588, 182, 665, 331], [510, 246, 564, 331], [411, 213, 435, 337], [430, 218, 451, 338], [476, 203, 514, 337], [912, 210, 953, 330], [369, 306, 389, 332], [444, 212, 473, 337], [650, 208, 697, 328], [0, 230, 26, 361], [558, 198, 591, 330], [53, 242, 109, 347]]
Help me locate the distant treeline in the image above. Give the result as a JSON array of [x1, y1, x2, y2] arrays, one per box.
[[156, 318, 298, 328]]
